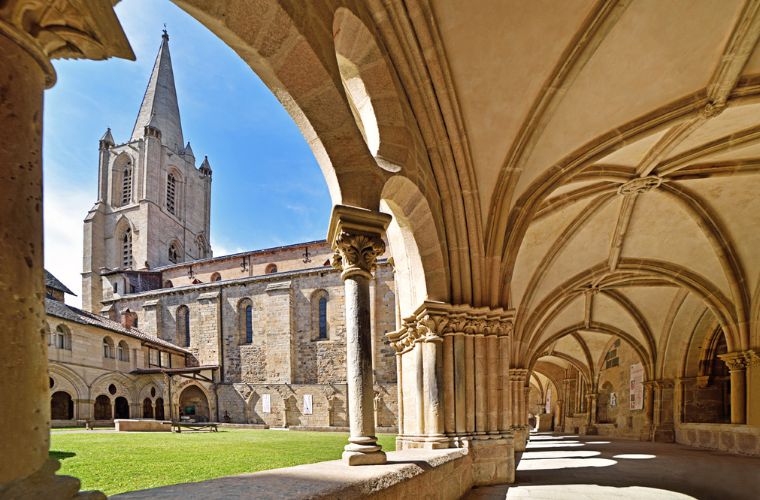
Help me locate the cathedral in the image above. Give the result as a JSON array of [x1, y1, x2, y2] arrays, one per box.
[[47, 31, 398, 430]]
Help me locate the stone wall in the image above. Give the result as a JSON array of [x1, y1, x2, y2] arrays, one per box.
[[595, 338, 648, 439], [216, 382, 398, 430]]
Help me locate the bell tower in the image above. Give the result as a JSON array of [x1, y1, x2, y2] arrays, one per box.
[[82, 31, 213, 312]]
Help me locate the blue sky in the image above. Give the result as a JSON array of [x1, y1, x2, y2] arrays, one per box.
[[43, 0, 331, 304]]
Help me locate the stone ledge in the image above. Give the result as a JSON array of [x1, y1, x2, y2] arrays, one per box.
[[112, 448, 470, 499], [676, 423, 760, 457]]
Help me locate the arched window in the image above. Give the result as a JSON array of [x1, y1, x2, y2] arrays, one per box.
[[143, 398, 154, 419], [122, 228, 133, 268], [164, 280, 173, 288], [311, 290, 329, 340], [238, 299, 253, 344], [168, 242, 180, 264], [51, 391, 74, 420], [318, 297, 328, 339], [103, 337, 114, 359], [177, 306, 190, 347], [166, 173, 177, 215], [121, 166, 132, 205], [117, 340, 130, 362], [210, 272, 221, 282], [52, 324, 72, 350], [265, 263, 278, 274], [94, 395, 112, 420]]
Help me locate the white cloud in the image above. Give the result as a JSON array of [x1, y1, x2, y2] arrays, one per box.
[[43, 179, 92, 308]]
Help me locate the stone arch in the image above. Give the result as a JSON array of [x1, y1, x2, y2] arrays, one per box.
[[50, 391, 74, 420], [176, 305, 190, 348], [48, 363, 88, 401], [102, 335, 115, 359], [168, 239, 182, 264], [173, 0, 387, 208], [310, 289, 330, 340], [90, 371, 136, 403], [93, 395, 112, 420], [210, 272, 221, 282], [380, 176, 449, 317], [333, 7, 409, 172], [237, 298, 253, 345], [142, 398, 154, 418], [165, 166, 182, 216], [265, 263, 278, 274], [113, 215, 135, 269], [110, 152, 134, 207], [177, 383, 211, 421]]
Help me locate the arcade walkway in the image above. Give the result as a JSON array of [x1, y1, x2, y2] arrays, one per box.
[[467, 433, 760, 500]]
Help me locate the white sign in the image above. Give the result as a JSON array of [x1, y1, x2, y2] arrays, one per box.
[[303, 394, 313, 415], [261, 393, 271, 413], [630, 362, 644, 410], [545, 387, 552, 414]]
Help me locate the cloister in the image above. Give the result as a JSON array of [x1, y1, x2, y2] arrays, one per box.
[[2, 0, 760, 498]]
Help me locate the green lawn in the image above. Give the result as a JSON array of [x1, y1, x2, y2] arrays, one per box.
[[50, 430, 396, 496]]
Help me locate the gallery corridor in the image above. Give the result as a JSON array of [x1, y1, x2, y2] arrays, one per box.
[[467, 433, 760, 499]]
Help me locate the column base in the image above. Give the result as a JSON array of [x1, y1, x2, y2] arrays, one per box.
[[653, 425, 675, 443], [343, 450, 387, 465], [467, 435, 515, 485], [512, 426, 529, 452], [343, 438, 387, 465], [582, 424, 598, 435], [0, 459, 104, 499]]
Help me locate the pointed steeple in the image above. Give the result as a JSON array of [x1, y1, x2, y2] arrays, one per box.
[[99, 127, 115, 149], [182, 141, 195, 162], [200, 155, 212, 176], [130, 29, 184, 151]]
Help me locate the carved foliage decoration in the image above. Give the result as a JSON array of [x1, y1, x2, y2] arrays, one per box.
[[331, 231, 386, 278]]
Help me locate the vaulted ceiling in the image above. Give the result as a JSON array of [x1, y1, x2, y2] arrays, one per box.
[[175, 0, 760, 378]]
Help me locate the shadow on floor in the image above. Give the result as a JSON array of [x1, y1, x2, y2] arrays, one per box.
[[49, 450, 76, 461], [466, 432, 760, 500]]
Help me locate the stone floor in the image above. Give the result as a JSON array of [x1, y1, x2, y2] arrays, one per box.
[[467, 433, 760, 500]]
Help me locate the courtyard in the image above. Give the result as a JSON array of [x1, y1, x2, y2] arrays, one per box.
[[49, 429, 396, 496]]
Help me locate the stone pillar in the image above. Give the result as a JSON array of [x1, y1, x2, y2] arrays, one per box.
[[498, 334, 512, 434], [328, 205, 390, 465], [652, 379, 675, 442], [474, 334, 487, 437], [719, 352, 747, 425], [0, 2, 132, 497], [510, 369, 528, 451], [453, 332, 467, 436], [486, 335, 499, 435], [584, 393, 598, 435], [642, 381, 655, 439], [442, 333, 456, 435]]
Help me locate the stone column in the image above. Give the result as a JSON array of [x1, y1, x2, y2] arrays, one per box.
[[474, 334, 487, 436], [465, 334, 476, 434], [486, 335, 499, 435], [0, 2, 132, 497], [719, 352, 747, 425], [584, 393, 598, 435], [442, 333, 456, 435], [498, 333, 511, 435], [328, 205, 390, 465], [453, 332, 467, 435]]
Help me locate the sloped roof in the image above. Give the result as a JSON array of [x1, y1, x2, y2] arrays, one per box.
[[44, 270, 75, 296], [45, 298, 189, 354]]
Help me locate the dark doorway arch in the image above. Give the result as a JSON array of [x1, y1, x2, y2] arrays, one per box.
[[179, 385, 210, 421], [51, 391, 73, 420], [155, 397, 165, 420], [114, 396, 130, 419], [94, 395, 112, 420], [143, 398, 154, 419]]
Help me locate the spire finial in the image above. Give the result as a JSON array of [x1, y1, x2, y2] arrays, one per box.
[[162, 24, 169, 41]]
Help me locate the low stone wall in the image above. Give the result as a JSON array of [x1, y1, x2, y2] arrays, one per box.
[[113, 448, 473, 499], [676, 423, 760, 456], [115, 419, 172, 432]]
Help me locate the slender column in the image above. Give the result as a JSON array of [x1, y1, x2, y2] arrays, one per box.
[[422, 337, 444, 437], [465, 334, 476, 433], [453, 333, 467, 434], [329, 206, 390, 465], [415, 342, 425, 434], [395, 352, 404, 436], [720, 352, 747, 424], [486, 335, 499, 435], [499, 335, 511, 433], [442, 333, 456, 434], [474, 334, 487, 436]]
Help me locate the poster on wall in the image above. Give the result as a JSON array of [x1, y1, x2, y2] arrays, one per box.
[[630, 362, 644, 410], [545, 387, 552, 414], [262, 393, 271, 413], [303, 394, 313, 415]]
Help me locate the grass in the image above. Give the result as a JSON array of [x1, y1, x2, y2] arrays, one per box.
[[50, 429, 396, 496]]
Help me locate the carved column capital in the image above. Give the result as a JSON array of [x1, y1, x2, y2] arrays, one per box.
[[331, 231, 386, 279], [719, 351, 748, 372], [327, 205, 391, 280], [0, 0, 134, 87]]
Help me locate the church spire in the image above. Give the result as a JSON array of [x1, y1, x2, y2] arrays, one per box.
[[130, 29, 184, 151]]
